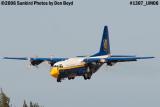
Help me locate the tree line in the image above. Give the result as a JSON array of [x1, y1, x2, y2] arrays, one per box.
[[0, 89, 43, 107]]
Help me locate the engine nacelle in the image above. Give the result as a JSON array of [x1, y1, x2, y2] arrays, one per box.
[[48, 62, 55, 67], [30, 60, 43, 66], [107, 62, 116, 66]]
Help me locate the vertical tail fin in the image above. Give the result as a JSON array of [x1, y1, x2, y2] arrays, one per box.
[[92, 26, 111, 56]]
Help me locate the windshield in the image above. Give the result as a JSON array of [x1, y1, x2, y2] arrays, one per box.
[[53, 64, 63, 68]]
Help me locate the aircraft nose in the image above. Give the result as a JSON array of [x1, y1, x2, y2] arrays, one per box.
[[50, 67, 59, 78]]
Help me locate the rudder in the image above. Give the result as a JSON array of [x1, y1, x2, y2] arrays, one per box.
[[92, 26, 110, 56]]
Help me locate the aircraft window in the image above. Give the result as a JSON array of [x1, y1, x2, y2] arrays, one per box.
[[53, 64, 63, 68], [59, 64, 63, 68], [54, 65, 58, 67]]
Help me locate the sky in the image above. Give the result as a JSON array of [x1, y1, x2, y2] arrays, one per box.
[[0, 0, 160, 107]]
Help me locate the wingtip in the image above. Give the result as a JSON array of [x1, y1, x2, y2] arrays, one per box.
[[0, 57, 3, 60], [147, 56, 155, 59], [142, 56, 155, 59]]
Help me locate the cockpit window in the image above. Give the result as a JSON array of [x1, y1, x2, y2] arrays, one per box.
[[59, 64, 63, 68], [53, 65, 57, 67], [53, 64, 63, 68]]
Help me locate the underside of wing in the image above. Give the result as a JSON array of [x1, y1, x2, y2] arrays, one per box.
[[83, 56, 154, 64], [111, 55, 136, 57], [3, 57, 67, 66], [107, 56, 154, 62], [3, 57, 28, 60]]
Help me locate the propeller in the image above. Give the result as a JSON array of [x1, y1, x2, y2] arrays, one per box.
[[26, 54, 56, 69], [26, 55, 40, 69], [47, 54, 55, 67]]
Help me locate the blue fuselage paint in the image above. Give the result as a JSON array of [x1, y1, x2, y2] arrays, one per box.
[[59, 67, 86, 78]]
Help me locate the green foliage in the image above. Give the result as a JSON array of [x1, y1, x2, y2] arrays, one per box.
[[23, 100, 43, 107], [0, 88, 43, 107], [0, 89, 10, 107], [23, 100, 28, 107]]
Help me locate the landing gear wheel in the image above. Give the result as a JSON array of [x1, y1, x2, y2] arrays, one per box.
[[83, 72, 92, 80], [57, 79, 61, 82], [83, 73, 88, 80], [71, 77, 75, 79], [87, 74, 91, 79], [83, 66, 93, 80], [68, 76, 75, 80], [57, 76, 61, 82]]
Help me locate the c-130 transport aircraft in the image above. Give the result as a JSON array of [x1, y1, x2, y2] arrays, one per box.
[[2, 26, 154, 82]]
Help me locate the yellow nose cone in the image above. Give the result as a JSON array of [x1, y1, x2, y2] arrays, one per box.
[[50, 67, 59, 78]]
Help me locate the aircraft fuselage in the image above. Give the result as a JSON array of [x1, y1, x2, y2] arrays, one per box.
[[50, 56, 108, 82], [50, 58, 87, 80]]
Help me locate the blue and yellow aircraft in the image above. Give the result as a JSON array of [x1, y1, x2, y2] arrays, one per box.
[[2, 26, 154, 82]]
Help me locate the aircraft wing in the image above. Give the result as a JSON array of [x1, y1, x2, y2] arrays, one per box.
[[111, 55, 136, 57], [83, 56, 154, 63], [106, 56, 154, 62], [3, 57, 67, 66]]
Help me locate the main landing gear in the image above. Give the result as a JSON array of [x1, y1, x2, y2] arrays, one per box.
[[83, 67, 92, 80], [83, 73, 92, 80]]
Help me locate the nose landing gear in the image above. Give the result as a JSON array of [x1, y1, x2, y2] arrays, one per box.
[[68, 76, 75, 80], [57, 76, 62, 82]]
